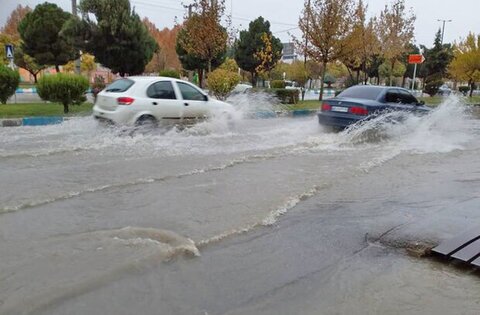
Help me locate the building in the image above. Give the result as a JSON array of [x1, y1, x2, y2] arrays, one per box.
[[281, 43, 298, 64]]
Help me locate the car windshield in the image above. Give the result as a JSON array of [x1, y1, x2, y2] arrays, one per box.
[[338, 86, 384, 100], [105, 79, 134, 92]]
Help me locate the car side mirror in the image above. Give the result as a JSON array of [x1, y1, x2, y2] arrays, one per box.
[[203, 95, 209, 101]]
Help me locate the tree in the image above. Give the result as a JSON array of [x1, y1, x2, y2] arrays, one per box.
[[1, 5, 31, 42], [143, 18, 181, 73], [176, 27, 225, 87], [18, 2, 77, 72], [340, 0, 380, 84], [0, 64, 20, 104], [177, 0, 228, 75], [375, 0, 415, 86], [296, 0, 355, 100], [423, 29, 454, 78], [449, 33, 480, 97], [63, 53, 97, 75], [234, 16, 282, 86], [13, 46, 46, 83], [66, 0, 157, 77]]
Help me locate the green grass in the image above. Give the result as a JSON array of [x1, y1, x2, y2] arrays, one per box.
[[288, 100, 321, 110], [418, 96, 480, 106], [0, 102, 93, 118]]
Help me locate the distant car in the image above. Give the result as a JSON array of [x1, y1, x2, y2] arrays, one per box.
[[231, 83, 252, 94], [438, 84, 452, 96], [93, 77, 234, 126], [317, 85, 431, 130]]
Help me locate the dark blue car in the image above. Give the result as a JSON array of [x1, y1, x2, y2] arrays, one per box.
[[317, 85, 431, 130]]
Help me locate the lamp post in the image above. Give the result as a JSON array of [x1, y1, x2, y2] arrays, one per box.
[[437, 19, 452, 45]]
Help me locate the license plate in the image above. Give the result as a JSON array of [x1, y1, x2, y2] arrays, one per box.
[[331, 106, 348, 113]]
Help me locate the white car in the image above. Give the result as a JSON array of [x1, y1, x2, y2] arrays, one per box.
[[93, 76, 234, 126]]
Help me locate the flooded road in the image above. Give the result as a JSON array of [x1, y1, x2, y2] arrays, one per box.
[[1, 97, 480, 314]]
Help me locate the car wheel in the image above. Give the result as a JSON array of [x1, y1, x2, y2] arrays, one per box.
[[136, 115, 158, 128]]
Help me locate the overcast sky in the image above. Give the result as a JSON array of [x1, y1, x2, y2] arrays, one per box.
[[1, 0, 479, 47]]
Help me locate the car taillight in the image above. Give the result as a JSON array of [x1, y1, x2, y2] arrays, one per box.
[[349, 106, 368, 115], [117, 97, 135, 105], [321, 102, 332, 111]]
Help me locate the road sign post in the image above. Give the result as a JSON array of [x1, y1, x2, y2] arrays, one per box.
[[5, 44, 15, 69], [408, 54, 425, 91]]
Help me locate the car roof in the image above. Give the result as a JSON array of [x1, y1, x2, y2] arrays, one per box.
[[126, 76, 178, 82]]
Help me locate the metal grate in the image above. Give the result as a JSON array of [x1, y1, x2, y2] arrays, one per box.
[[432, 227, 480, 265]]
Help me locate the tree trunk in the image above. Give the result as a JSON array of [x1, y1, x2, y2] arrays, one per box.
[[356, 70, 360, 85], [199, 69, 204, 88], [63, 103, 69, 114], [319, 61, 327, 101], [208, 59, 212, 75], [251, 71, 256, 87], [469, 79, 474, 98], [389, 60, 395, 86], [55, 65, 60, 73], [33, 73, 38, 83]]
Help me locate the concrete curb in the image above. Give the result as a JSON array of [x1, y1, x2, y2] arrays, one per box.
[[1, 116, 64, 127]]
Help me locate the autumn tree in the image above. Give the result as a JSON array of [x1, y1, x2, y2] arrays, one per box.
[[176, 27, 225, 87], [143, 18, 181, 73], [449, 33, 480, 97], [341, 0, 380, 84], [1, 5, 31, 42], [296, 0, 355, 100], [177, 0, 228, 75], [18, 3, 77, 72], [63, 53, 96, 75], [234, 17, 282, 86], [375, 0, 415, 86]]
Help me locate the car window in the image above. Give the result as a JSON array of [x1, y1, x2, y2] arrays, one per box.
[[385, 89, 400, 103], [147, 81, 176, 99], [177, 82, 206, 101], [398, 90, 418, 104], [337, 86, 384, 100], [105, 79, 134, 92]]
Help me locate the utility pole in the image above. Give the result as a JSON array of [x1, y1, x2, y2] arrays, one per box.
[[304, 0, 311, 68], [437, 19, 452, 45], [72, 0, 81, 74]]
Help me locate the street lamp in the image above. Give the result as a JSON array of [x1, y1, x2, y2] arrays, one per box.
[[437, 19, 452, 45]]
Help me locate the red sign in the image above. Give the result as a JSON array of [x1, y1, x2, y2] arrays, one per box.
[[408, 54, 425, 64]]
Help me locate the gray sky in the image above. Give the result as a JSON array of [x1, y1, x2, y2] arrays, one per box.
[[1, 0, 479, 47]]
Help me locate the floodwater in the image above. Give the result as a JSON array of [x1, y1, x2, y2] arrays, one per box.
[[1, 96, 480, 314]]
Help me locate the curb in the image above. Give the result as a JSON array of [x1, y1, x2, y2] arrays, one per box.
[[1, 116, 64, 127]]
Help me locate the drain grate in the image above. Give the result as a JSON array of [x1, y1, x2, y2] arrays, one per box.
[[432, 227, 480, 266]]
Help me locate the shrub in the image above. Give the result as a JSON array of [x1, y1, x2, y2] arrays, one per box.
[[37, 73, 89, 113], [424, 74, 443, 97], [91, 75, 106, 99], [271, 80, 286, 89], [324, 74, 336, 88], [159, 69, 180, 79], [458, 86, 470, 95], [207, 69, 240, 101], [0, 65, 20, 104], [275, 88, 299, 104]]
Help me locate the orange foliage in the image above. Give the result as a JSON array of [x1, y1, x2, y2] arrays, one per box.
[[143, 18, 181, 73], [1, 5, 32, 42]]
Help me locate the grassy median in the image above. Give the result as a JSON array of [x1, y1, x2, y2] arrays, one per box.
[[0, 102, 94, 118]]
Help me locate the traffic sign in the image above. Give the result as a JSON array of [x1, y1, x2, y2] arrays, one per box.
[[408, 54, 425, 64], [5, 44, 14, 59]]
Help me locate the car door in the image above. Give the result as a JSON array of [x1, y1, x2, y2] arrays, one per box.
[[175, 81, 209, 121], [385, 88, 415, 112], [144, 80, 183, 123]]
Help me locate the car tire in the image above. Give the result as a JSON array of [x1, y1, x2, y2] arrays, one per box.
[[135, 115, 158, 128]]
